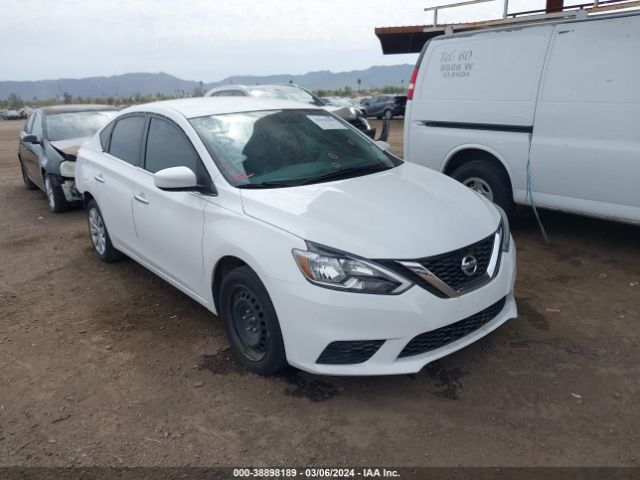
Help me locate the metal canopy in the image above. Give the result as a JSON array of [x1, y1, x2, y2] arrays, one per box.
[[375, 0, 640, 54]]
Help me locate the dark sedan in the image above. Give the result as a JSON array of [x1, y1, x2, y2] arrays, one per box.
[[363, 95, 407, 120], [18, 105, 117, 212]]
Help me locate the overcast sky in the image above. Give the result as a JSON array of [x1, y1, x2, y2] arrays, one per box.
[[3, 0, 556, 82]]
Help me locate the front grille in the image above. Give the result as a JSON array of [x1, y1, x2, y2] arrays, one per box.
[[398, 297, 506, 358], [419, 233, 496, 291], [317, 340, 385, 365]]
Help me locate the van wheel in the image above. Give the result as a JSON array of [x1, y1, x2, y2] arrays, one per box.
[[219, 266, 287, 376], [20, 160, 37, 190], [86, 199, 123, 263], [451, 160, 514, 215]]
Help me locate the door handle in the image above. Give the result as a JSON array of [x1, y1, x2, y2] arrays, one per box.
[[134, 193, 149, 204], [94, 174, 105, 183]]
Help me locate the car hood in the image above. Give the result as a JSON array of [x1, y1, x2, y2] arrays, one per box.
[[49, 137, 91, 159], [240, 162, 500, 259], [322, 105, 358, 121]]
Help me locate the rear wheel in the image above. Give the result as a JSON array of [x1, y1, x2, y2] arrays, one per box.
[[20, 159, 37, 190], [383, 109, 393, 120], [87, 199, 122, 263], [219, 266, 287, 375], [44, 174, 72, 213], [451, 160, 514, 215]]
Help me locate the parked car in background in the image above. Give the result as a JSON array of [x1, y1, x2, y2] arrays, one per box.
[[404, 10, 640, 224], [5, 109, 22, 120], [321, 96, 366, 116], [18, 105, 117, 212], [363, 95, 407, 119], [75, 97, 516, 376], [205, 84, 375, 138]]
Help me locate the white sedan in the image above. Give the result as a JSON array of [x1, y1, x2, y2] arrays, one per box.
[[75, 98, 517, 376]]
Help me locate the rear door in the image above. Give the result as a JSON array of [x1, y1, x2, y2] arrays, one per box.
[[91, 114, 146, 253], [131, 115, 210, 300], [530, 15, 640, 221]]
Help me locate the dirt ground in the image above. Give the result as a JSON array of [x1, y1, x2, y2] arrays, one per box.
[[0, 118, 638, 467]]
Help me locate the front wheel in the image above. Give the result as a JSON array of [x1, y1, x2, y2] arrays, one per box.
[[86, 199, 123, 263], [219, 266, 287, 375], [44, 174, 72, 213], [451, 160, 514, 215]]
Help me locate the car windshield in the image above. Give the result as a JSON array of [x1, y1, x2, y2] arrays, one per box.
[[248, 87, 324, 106], [190, 109, 401, 188], [46, 111, 116, 141]]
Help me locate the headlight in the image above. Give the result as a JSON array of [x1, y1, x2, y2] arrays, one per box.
[[292, 243, 413, 295], [59, 161, 76, 177], [495, 205, 511, 252], [359, 117, 371, 130]]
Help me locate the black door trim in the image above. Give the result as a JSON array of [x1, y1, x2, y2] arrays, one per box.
[[420, 121, 533, 134]]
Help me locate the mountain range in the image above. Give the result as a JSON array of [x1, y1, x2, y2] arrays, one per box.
[[0, 64, 413, 100]]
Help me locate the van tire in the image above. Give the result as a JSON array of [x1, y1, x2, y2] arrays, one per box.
[[219, 266, 288, 376], [451, 160, 514, 215]]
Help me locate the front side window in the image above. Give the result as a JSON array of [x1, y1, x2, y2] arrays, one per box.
[[144, 117, 202, 178], [31, 113, 43, 139], [45, 111, 116, 141], [24, 113, 35, 134], [190, 109, 401, 188], [108, 115, 146, 166]]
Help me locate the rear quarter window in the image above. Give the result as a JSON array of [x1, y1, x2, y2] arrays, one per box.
[[99, 121, 115, 151]]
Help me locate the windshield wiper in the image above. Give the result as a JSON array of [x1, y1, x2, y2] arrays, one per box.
[[237, 181, 295, 189], [295, 165, 391, 186]]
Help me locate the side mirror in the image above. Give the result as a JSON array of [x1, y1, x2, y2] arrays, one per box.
[[154, 166, 198, 191], [23, 134, 38, 144], [375, 141, 391, 151]]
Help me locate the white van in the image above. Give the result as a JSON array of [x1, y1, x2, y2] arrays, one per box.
[[404, 11, 640, 223]]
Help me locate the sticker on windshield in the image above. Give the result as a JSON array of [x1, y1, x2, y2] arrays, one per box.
[[307, 115, 347, 130]]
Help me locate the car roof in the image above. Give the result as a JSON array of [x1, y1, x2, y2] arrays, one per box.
[[39, 104, 119, 115], [121, 97, 323, 119]]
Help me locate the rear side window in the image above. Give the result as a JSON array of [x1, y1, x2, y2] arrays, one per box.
[[144, 117, 203, 178], [108, 116, 146, 166]]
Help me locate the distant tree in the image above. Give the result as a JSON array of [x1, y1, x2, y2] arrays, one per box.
[[7, 93, 24, 109], [288, 79, 293, 84], [63, 92, 73, 104], [357, 78, 362, 93]]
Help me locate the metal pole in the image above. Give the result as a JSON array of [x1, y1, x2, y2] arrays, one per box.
[[434, 8, 438, 26], [503, 0, 509, 18]]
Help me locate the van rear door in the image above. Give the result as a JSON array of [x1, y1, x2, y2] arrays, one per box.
[[529, 14, 640, 222]]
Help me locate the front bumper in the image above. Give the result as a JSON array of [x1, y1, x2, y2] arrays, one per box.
[[267, 238, 517, 376]]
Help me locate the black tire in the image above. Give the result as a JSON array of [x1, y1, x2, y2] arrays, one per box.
[[44, 173, 72, 213], [219, 266, 287, 375], [86, 199, 123, 263], [383, 109, 393, 120], [20, 159, 37, 190], [451, 160, 514, 216]]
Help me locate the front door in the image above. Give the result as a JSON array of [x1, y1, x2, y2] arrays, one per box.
[[131, 116, 210, 301]]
